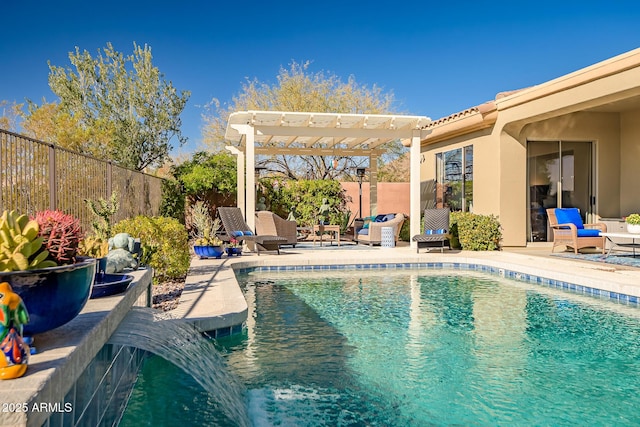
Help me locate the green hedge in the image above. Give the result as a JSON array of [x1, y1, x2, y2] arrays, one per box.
[[112, 216, 190, 282], [450, 211, 502, 251]]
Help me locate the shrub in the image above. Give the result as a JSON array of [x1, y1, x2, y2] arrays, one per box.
[[451, 211, 502, 251], [112, 216, 190, 282], [160, 179, 185, 224], [399, 216, 411, 241]]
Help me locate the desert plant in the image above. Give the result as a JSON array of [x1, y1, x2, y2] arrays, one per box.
[[191, 201, 222, 246], [112, 215, 190, 282], [34, 210, 84, 264], [85, 191, 120, 240], [78, 236, 109, 258], [0, 210, 57, 271]]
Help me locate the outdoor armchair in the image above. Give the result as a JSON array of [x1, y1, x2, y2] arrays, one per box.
[[355, 213, 405, 246], [217, 207, 287, 255], [412, 208, 450, 253], [547, 208, 606, 254], [255, 211, 297, 247]]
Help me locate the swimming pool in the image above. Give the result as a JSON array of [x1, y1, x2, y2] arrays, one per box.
[[122, 268, 640, 426]]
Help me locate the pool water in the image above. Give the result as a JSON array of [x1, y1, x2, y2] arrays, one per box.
[[122, 269, 640, 426]]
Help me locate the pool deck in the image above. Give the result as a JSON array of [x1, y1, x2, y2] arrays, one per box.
[[173, 241, 640, 333]]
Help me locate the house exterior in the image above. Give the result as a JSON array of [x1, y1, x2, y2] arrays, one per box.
[[419, 48, 640, 247]]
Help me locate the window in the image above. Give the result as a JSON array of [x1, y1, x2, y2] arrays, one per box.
[[435, 146, 473, 211]]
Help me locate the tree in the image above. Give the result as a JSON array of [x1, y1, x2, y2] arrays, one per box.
[[171, 151, 237, 199], [0, 100, 23, 132], [44, 42, 190, 170], [21, 100, 114, 156], [202, 60, 402, 180]]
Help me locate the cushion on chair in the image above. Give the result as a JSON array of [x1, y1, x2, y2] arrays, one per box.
[[554, 208, 584, 229], [382, 214, 395, 222], [576, 229, 601, 237], [232, 230, 254, 237], [358, 228, 369, 235], [374, 214, 387, 222], [425, 229, 446, 235]]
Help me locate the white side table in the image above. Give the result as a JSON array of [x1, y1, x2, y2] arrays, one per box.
[[381, 226, 395, 248]]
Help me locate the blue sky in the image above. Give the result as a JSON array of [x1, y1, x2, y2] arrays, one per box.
[[3, 1, 640, 158]]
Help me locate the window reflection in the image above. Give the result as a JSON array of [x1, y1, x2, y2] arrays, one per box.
[[436, 146, 473, 212]]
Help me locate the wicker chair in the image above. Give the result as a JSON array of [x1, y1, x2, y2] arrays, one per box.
[[355, 213, 405, 246], [217, 207, 287, 255], [412, 208, 450, 253], [547, 208, 606, 254], [255, 211, 297, 247]]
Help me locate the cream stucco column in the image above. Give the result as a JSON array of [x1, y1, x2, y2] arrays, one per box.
[[246, 129, 256, 231], [410, 129, 422, 249], [369, 153, 378, 216], [230, 124, 256, 230], [225, 146, 245, 215]]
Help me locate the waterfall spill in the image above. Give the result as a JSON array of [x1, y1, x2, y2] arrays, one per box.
[[108, 307, 250, 427]]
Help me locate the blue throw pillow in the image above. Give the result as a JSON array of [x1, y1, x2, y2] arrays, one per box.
[[374, 214, 386, 222], [425, 229, 446, 235], [554, 208, 584, 229], [577, 229, 600, 237], [382, 214, 395, 222], [358, 228, 369, 235]]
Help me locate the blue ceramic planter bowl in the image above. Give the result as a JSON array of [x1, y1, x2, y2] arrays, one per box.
[[193, 245, 224, 259], [225, 247, 242, 256], [0, 258, 97, 335], [91, 273, 134, 299]]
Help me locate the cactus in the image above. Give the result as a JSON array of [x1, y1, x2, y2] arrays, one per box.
[[34, 210, 83, 265], [0, 210, 57, 272]]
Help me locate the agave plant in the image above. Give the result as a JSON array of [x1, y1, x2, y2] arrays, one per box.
[[0, 210, 57, 272]]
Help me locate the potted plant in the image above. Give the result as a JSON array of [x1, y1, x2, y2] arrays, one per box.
[[0, 210, 96, 336], [224, 237, 242, 256], [625, 213, 640, 234], [191, 201, 224, 259]]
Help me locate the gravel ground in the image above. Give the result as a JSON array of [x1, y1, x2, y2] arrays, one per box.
[[152, 279, 185, 311]]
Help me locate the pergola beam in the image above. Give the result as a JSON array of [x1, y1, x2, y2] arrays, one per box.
[[226, 111, 431, 249]]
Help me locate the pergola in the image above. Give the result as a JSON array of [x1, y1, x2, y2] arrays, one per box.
[[224, 110, 431, 248]]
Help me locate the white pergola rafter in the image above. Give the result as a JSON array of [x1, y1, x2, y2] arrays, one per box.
[[225, 110, 431, 247]]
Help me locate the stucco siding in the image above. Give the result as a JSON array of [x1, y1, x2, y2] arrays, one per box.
[[620, 109, 640, 215]]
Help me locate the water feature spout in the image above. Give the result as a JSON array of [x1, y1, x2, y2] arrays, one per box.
[[108, 307, 250, 427]]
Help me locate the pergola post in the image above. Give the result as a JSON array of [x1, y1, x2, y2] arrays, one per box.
[[369, 153, 378, 217], [245, 129, 256, 231], [225, 146, 245, 215], [410, 129, 422, 249]]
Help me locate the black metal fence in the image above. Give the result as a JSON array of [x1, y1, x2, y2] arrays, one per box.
[[0, 129, 164, 232]]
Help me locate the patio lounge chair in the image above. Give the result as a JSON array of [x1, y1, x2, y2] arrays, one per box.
[[217, 207, 287, 255], [412, 208, 450, 253], [547, 208, 606, 254], [255, 211, 297, 247]]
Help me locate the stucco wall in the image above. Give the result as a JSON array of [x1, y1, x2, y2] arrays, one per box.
[[522, 112, 621, 219], [341, 181, 410, 220], [620, 109, 640, 215]]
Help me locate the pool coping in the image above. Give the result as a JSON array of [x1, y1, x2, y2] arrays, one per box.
[[0, 268, 153, 427]]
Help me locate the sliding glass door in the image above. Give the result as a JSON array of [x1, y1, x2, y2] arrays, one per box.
[[527, 141, 593, 242]]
